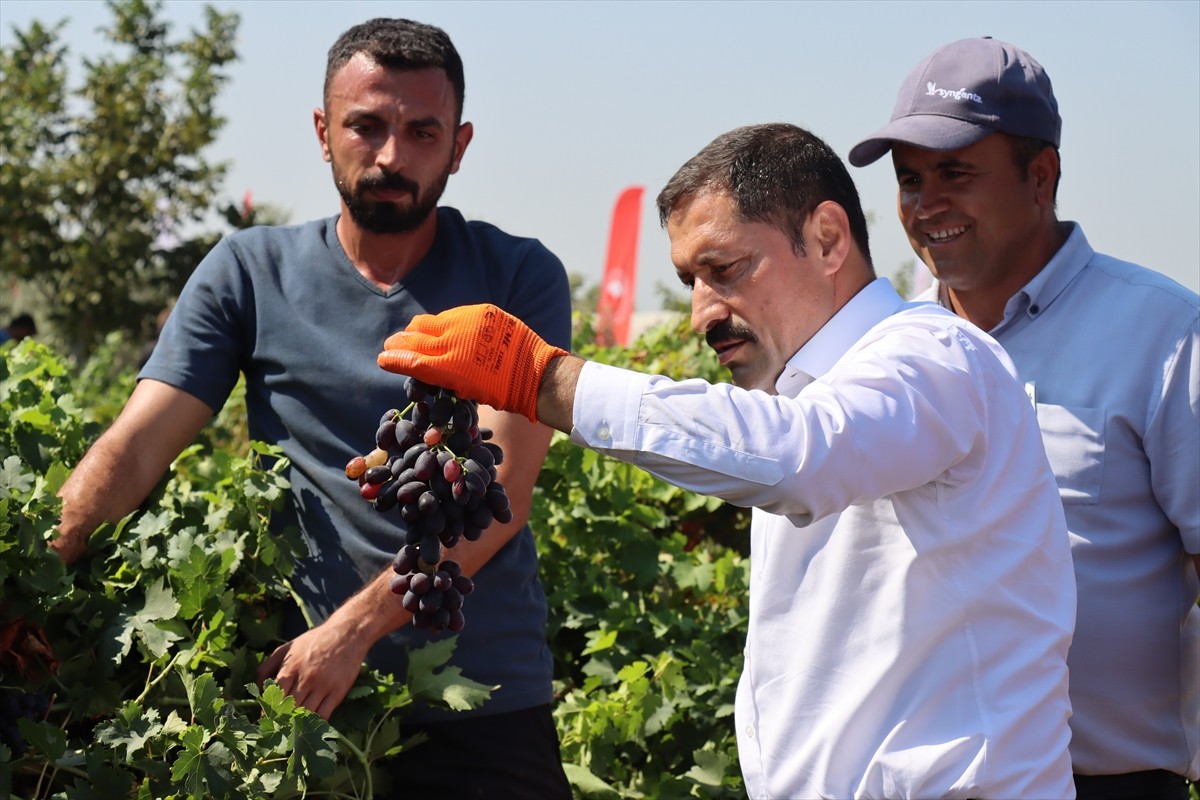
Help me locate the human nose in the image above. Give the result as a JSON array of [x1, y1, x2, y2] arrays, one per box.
[[376, 131, 406, 172], [690, 281, 727, 334], [904, 179, 948, 221]]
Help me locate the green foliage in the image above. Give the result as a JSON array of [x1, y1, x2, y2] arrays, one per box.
[[535, 314, 752, 797], [2, 310, 756, 798], [0, 340, 490, 799], [0, 0, 240, 362]]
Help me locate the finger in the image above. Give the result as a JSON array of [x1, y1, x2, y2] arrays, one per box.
[[383, 328, 415, 350], [255, 642, 291, 689], [378, 350, 418, 373], [384, 313, 442, 349], [315, 692, 341, 721]]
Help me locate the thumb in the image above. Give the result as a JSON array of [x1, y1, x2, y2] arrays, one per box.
[[378, 349, 419, 373]]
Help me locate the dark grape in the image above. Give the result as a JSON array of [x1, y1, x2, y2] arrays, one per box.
[[376, 419, 399, 450], [419, 589, 444, 614], [410, 572, 432, 594], [429, 396, 455, 427], [413, 450, 439, 481], [374, 479, 402, 512], [397, 481, 428, 505], [446, 428, 473, 455], [393, 544, 419, 574], [363, 465, 392, 485], [405, 377, 428, 404]]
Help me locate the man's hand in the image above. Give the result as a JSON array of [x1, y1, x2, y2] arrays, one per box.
[[255, 621, 372, 721], [377, 304, 568, 423]]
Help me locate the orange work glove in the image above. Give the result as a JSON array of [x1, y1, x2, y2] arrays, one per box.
[[378, 304, 568, 423]]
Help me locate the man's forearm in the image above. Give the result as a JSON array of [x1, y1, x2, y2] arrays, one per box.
[[55, 430, 163, 562], [54, 380, 214, 564], [536, 355, 584, 433]]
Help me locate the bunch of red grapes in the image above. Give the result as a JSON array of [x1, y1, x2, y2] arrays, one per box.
[[346, 377, 511, 633]]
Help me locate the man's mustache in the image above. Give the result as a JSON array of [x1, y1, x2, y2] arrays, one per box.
[[706, 319, 757, 349], [359, 171, 420, 196]]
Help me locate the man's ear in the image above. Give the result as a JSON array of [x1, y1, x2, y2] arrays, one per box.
[[449, 121, 474, 175], [314, 107, 332, 163], [808, 201, 852, 276], [1029, 146, 1059, 208]]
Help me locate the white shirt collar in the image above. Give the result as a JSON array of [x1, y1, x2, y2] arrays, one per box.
[[776, 277, 905, 395]]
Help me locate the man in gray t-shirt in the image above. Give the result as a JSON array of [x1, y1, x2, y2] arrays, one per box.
[[54, 18, 573, 799]]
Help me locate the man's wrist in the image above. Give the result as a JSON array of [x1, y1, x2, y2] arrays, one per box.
[[536, 354, 581, 433]]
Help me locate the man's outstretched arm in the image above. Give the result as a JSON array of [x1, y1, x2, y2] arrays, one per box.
[[55, 379, 213, 564]]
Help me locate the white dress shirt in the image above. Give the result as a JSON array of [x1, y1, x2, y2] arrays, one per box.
[[570, 278, 1077, 799]]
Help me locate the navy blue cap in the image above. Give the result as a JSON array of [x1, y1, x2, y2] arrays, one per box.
[[849, 37, 1061, 167]]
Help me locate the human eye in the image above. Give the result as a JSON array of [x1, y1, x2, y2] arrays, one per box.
[[345, 116, 379, 135], [710, 259, 745, 285]]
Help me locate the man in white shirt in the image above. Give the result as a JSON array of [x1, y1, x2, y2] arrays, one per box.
[[849, 36, 1200, 800], [376, 122, 1078, 799]]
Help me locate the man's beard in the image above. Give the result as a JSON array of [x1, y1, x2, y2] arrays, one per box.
[[333, 156, 453, 234]]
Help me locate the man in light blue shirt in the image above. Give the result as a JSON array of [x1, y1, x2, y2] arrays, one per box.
[[850, 36, 1200, 800]]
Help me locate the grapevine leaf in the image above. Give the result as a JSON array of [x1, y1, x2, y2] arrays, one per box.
[[199, 740, 238, 797], [99, 610, 136, 664], [562, 763, 623, 798], [405, 636, 458, 675], [130, 580, 183, 658], [172, 545, 223, 620], [256, 680, 298, 715], [94, 703, 163, 762], [405, 640, 493, 711], [182, 671, 223, 729], [17, 717, 68, 761], [582, 628, 618, 656], [140, 623, 181, 660], [408, 664, 494, 712], [684, 747, 735, 787], [0, 454, 34, 498], [285, 712, 338, 780], [169, 725, 212, 796]]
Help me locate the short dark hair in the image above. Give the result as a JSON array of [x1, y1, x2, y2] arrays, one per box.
[[1008, 135, 1061, 204], [657, 123, 872, 265], [8, 313, 36, 333], [324, 18, 465, 122]]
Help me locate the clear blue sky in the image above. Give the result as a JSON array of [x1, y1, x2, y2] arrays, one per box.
[[3, 0, 1198, 310]]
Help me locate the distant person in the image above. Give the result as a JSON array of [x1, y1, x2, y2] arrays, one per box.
[[0, 313, 37, 343], [376, 122, 1078, 799], [52, 17, 573, 798], [849, 36, 1200, 800]]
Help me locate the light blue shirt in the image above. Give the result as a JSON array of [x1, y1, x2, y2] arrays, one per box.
[[924, 223, 1200, 779], [571, 278, 1077, 799]]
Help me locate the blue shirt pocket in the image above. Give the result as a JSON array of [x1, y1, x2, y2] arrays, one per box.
[[1035, 403, 1106, 505]]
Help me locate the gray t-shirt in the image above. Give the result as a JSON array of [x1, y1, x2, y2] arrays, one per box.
[[142, 207, 572, 721]]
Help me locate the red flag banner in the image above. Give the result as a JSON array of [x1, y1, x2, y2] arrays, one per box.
[[595, 185, 644, 347]]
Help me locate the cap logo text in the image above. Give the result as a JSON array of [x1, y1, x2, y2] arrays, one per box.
[[925, 82, 983, 103]]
